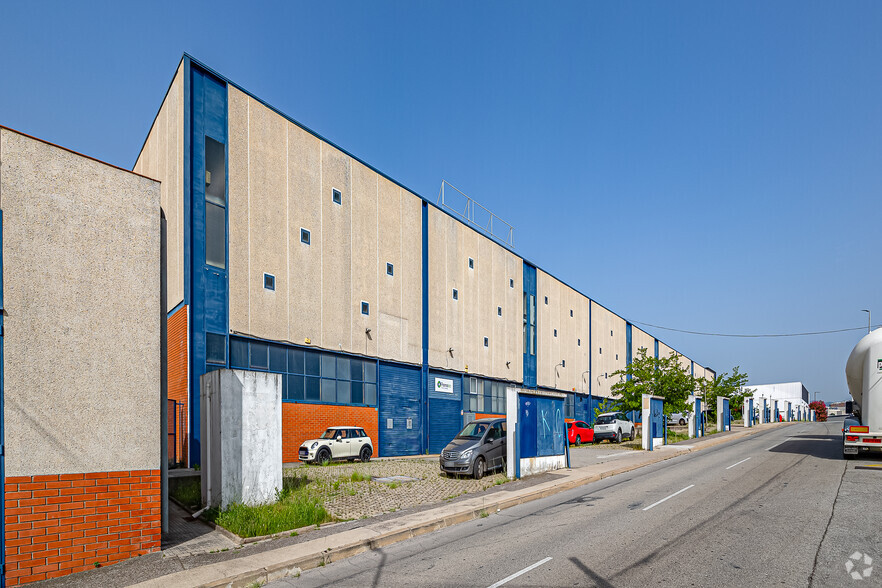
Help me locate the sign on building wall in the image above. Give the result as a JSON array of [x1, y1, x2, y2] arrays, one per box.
[[434, 377, 454, 394]]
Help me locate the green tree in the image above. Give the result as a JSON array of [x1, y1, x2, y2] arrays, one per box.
[[609, 348, 694, 416], [698, 366, 752, 420], [593, 397, 619, 421]]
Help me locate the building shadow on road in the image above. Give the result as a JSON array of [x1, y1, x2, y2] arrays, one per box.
[[768, 434, 882, 462]]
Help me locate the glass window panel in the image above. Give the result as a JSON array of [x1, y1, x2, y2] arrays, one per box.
[[250, 342, 268, 369], [305, 377, 320, 401], [351, 382, 363, 404], [469, 394, 478, 412], [350, 358, 362, 381], [206, 202, 226, 269], [321, 354, 336, 378], [288, 375, 304, 400], [336, 357, 350, 380], [321, 379, 336, 402], [269, 345, 286, 372], [289, 348, 304, 374], [206, 333, 226, 364], [364, 383, 377, 406], [204, 137, 226, 206], [281, 374, 288, 400], [363, 361, 377, 383], [336, 380, 351, 404], [230, 337, 248, 369], [304, 351, 320, 376]]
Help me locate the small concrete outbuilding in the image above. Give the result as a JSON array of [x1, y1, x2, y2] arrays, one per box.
[[0, 127, 162, 585]]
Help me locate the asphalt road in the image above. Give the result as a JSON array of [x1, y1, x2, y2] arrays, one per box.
[[271, 419, 882, 587]]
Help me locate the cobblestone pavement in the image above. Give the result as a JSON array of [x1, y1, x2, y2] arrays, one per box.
[[288, 458, 508, 521]]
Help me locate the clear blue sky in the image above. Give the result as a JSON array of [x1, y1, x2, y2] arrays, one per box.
[[3, 1, 880, 402]]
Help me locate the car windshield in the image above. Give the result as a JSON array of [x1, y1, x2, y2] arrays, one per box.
[[457, 422, 489, 439], [596, 415, 615, 425], [320, 429, 339, 439]]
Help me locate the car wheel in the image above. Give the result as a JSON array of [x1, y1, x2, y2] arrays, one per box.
[[615, 429, 622, 444], [629, 428, 635, 441], [474, 457, 486, 480], [575, 435, 581, 446], [679, 418, 686, 426], [317, 448, 331, 464], [360, 446, 372, 462]]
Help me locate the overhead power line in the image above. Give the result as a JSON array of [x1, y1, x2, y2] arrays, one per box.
[[632, 322, 881, 338]]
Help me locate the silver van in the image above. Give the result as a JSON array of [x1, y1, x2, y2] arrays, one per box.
[[439, 418, 506, 479]]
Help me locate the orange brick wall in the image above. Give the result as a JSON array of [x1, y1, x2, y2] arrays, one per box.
[[283, 404, 379, 463], [167, 306, 188, 465], [4, 469, 161, 585]]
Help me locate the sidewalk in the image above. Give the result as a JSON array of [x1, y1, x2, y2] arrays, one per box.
[[38, 422, 795, 588]]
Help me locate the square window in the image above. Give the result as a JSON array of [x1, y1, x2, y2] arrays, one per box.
[[452, 288, 458, 300], [332, 188, 342, 205], [361, 301, 370, 315], [386, 263, 394, 276], [497, 306, 502, 317], [264, 273, 275, 290], [554, 329, 558, 337], [510, 278, 514, 288], [468, 258, 474, 269], [301, 228, 311, 245], [484, 337, 489, 347]]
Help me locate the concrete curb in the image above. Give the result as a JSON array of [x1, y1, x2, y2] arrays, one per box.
[[132, 422, 797, 588]]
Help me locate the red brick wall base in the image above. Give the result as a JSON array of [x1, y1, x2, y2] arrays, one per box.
[[4, 469, 161, 585], [283, 404, 379, 463]]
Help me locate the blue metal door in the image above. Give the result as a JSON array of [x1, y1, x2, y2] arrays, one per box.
[[428, 372, 462, 454], [378, 363, 422, 456]]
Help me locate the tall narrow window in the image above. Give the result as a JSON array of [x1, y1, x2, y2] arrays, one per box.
[[205, 137, 226, 269], [332, 188, 342, 205]]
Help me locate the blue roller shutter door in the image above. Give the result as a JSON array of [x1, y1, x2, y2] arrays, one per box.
[[428, 372, 462, 454], [378, 363, 422, 457]]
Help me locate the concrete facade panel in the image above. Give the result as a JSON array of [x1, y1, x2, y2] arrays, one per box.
[[133, 63, 184, 310], [632, 326, 654, 361], [350, 161, 379, 357], [537, 272, 590, 392], [227, 86, 251, 335], [320, 143, 352, 349], [1, 129, 161, 476], [590, 302, 627, 398]]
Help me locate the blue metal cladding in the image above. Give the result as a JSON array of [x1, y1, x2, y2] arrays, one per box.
[[519, 395, 565, 458], [522, 263, 537, 388], [654, 339, 659, 359], [188, 64, 229, 466], [378, 363, 422, 456], [428, 371, 462, 454]]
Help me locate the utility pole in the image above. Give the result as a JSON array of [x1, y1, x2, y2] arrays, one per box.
[[862, 309, 871, 334]]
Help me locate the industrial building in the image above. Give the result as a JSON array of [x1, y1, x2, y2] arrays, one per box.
[[750, 382, 810, 420], [0, 127, 162, 584], [136, 55, 715, 467]]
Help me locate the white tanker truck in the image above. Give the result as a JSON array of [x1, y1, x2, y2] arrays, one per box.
[[843, 329, 882, 458]]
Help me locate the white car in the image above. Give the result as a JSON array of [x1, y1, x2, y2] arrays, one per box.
[[668, 412, 690, 426], [593, 412, 635, 443], [299, 426, 374, 464]]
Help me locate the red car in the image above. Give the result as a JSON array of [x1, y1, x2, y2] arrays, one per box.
[[567, 420, 594, 445]]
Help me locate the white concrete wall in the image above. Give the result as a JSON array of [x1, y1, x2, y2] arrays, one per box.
[[1, 128, 161, 476], [201, 369, 282, 508]]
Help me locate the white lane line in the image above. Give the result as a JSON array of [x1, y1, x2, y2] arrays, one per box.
[[595, 451, 632, 460], [766, 438, 792, 451], [487, 557, 553, 588], [642, 485, 694, 511], [725, 457, 752, 470]]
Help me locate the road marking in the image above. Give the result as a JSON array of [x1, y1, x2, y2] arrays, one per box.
[[725, 457, 752, 470], [595, 451, 632, 460], [487, 557, 553, 588], [766, 438, 791, 451], [642, 485, 694, 511]]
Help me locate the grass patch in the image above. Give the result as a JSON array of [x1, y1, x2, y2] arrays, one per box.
[[666, 428, 691, 443], [205, 474, 330, 538], [350, 471, 371, 483], [170, 479, 202, 511]]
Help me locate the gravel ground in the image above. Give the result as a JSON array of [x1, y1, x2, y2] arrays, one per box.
[[288, 458, 508, 521]]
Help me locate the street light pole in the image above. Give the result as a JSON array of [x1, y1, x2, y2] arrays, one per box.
[[862, 309, 871, 334]]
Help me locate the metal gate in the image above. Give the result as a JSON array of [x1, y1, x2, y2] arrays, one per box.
[[378, 363, 422, 457], [167, 399, 186, 468], [428, 372, 461, 454]]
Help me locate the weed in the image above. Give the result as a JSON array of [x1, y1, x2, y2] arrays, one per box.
[[246, 581, 265, 588], [169, 479, 202, 511], [348, 489, 356, 496], [389, 482, 400, 489], [204, 484, 329, 538], [290, 531, 298, 537], [332, 480, 341, 491], [318, 561, 325, 567], [479, 510, 489, 518], [93, 562, 101, 568], [350, 471, 370, 483]]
